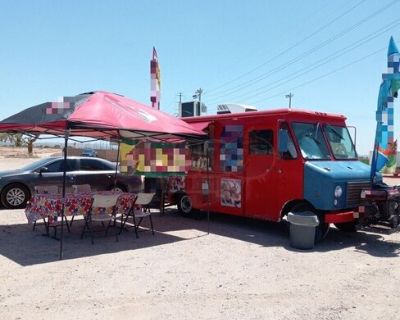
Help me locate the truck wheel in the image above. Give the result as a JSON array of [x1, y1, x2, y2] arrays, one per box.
[[1, 183, 30, 209], [334, 222, 357, 232], [177, 194, 193, 215], [290, 202, 330, 243]]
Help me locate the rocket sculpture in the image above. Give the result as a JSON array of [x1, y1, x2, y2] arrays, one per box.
[[370, 37, 400, 181]]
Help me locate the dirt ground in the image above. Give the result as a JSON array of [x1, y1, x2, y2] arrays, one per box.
[[0, 146, 61, 160], [0, 153, 399, 320]]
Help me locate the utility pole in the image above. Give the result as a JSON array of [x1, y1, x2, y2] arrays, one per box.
[[285, 92, 294, 109], [177, 92, 183, 117], [193, 88, 203, 116]]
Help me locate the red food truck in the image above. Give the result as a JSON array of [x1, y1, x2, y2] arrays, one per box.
[[177, 107, 373, 240]]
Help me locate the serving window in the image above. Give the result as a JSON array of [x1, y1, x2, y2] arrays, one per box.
[[190, 141, 213, 170]]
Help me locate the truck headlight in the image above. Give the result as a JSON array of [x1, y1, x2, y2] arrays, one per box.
[[334, 185, 343, 198]]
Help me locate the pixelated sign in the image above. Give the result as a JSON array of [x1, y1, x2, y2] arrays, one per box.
[[220, 125, 243, 172], [120, 140, 191, 176]]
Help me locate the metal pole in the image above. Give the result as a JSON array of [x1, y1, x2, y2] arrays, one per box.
[[59, 130, 69, 260], [285, 93, 293, 109], [206, 141, 211, 234], [114, 138, 121, 190], [178, 92, 182, 117], [198, 90, 202, 116]]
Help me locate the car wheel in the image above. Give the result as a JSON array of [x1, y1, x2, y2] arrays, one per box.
[[1, 183, 30, 209], [177, 193, 193, 215]]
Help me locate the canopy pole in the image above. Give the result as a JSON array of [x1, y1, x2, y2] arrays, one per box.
[[114, 138, 121, 190], [59, 130, 69, 260], [206, 140, 211, 235]]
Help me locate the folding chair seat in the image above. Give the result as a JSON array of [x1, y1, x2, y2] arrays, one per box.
[[80, 193, 120, 244], [133, 192, 155, 236]]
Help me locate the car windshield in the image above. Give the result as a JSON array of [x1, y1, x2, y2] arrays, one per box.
[[20, 157, 55, 171], [292, 122, 330, 160], [325, 125, 357, 159]]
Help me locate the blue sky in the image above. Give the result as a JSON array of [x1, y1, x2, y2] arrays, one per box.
[[0, 0, 399, 155]]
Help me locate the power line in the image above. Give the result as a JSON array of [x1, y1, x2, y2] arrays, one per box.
[[222, 18, 400, 103], [205, 0, 398, 101], [204, 0, 368, 96], [250, 46, 385, 106]]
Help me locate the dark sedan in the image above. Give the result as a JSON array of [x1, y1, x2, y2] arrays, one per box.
[[0, 156, 142, 209]]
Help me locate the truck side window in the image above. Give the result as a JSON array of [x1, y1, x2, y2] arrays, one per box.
[[280, 123, 297, 159], [249, 130, 273, 155], [292, 122, 330, 160]]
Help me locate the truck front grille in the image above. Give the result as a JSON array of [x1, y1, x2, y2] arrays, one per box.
[[346, 180, 371, 208]]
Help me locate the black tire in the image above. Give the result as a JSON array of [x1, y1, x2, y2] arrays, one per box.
[[334, 221, 357, 232], [289, 202, 330, 243], [177, 193, 193, 215], [1, 183, 30, 209]]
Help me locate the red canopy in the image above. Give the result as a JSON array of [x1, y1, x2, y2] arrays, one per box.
[[0, 91, 205, 140]]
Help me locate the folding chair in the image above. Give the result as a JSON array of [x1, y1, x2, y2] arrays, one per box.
[[69, 184, 92, 227], [117, 194, 138, 237], [80, 193, 120, 244], [134, 193, 155, 236], [32, 185, 60, 232]]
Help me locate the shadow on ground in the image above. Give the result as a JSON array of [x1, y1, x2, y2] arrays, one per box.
[[178, 210, 400, 258], [0, 207, 399, 266]]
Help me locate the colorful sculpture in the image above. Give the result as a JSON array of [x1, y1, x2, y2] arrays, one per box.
[[371, 37, 400, 180]]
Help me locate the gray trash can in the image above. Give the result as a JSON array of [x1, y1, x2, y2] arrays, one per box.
[[287, 211, 319, 250]]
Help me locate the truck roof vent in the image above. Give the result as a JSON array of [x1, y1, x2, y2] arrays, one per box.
[[217, 103, 257, 114]]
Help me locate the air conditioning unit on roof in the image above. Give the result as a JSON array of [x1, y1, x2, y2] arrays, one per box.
[[217, 103, 257, 114]]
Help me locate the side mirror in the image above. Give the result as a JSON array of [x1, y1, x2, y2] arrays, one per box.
[[278, 129, 289, 153], [38, 167, 49, 175]]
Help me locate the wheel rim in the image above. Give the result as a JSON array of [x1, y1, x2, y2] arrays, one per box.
[[180, 196, 192, 213], [6, 187, 26, 206]]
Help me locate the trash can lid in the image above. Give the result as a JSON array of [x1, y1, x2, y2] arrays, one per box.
[[287, 211, 320, 226]]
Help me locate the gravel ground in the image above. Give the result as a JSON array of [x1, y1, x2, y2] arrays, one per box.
[[0, 157, 399, 320]]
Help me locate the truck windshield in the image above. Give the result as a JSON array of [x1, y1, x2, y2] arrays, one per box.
[[292, 122, 330, 160], [325, 125, 357, 159]]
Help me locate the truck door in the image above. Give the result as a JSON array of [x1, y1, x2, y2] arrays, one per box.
[[274, 122, 303, 219], [244, 124, 279, 220]]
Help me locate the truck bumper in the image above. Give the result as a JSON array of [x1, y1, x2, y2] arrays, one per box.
[[325, 210, 358, 224]]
